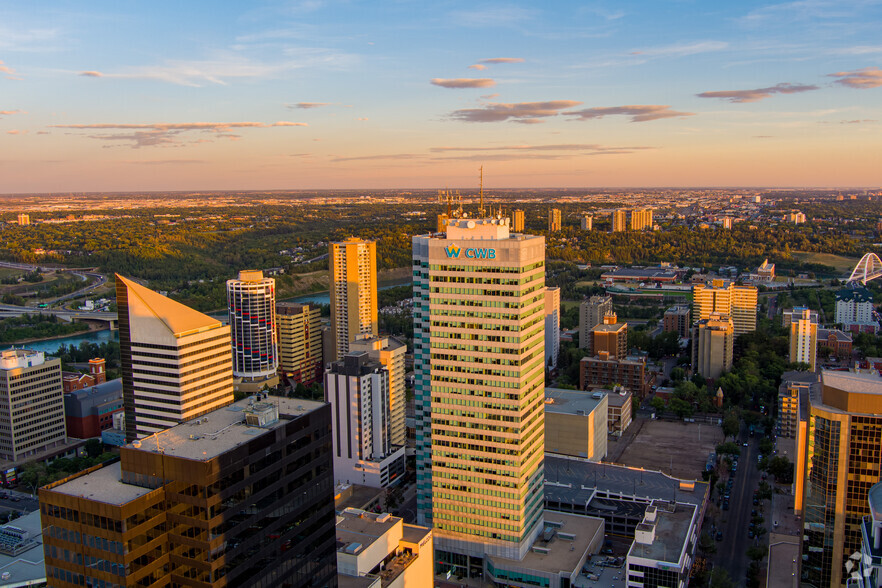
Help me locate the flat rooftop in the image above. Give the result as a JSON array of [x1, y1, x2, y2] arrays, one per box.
[[130, 397, 325, 461], [628, 502, 696, 563], [401, 524, 431, 546], [336, 509, 400, 556], [47, 461, 153, 505], [766, 534, 800, 588], [822, 370, 882, 395], [607, 391, 631, 408], [544, 455, 708, 509], [545, 388, 605, 415], [337, 574, 379, 588], [0, 510, 46, 586], [489, 512, 603, 574]]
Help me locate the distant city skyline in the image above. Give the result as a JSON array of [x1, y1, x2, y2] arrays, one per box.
[[1, 2, 882, 192]]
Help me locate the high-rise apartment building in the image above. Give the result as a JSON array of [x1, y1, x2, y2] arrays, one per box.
[[579, 295, 613, 349], [590, 312, 627, 359], [330, 238, 378, 361], [349, 334, 407, 448], [412, 216, 546, 562], [692, 279, 758, 335], [0, 349, 66, 463], [40, 397, 338, 588], [116, 275, 234, 441], [799, 370, 882, 587], [276, 302, 323, 385], [512, 209, 525, 232], [663, 305, 691, 338], [836, 287, 878, 333], [324, 352, 406, 488], [548, 208, 562, 231], [630, 208, 653, 231], [790, 307, 818, 370], [612, 209, 628, 232], [17, 213, 29, 226], [227, 270, 278, 390], [692, 313, 734, 380], [580, 215, 593, 231], [783, 306, 819, 328], [545, 286, 561, 368], [437, 213, 449, 233], [721, 217, 733, 229]]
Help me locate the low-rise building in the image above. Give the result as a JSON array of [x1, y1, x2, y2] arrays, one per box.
[[607, 388, 633, 435], [544, 388, 608, 461], [580, 353, 647, 399], [61, 358, 107, 393], [0, 510, 46, 587], [336, 508, 433, 588], [601, 267, 677, 285], [626, 501, 699, 588], [63, 379, 123, 439]]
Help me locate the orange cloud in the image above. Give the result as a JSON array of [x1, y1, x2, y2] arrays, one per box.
[[697, 83, 818, 103], [289, 102, 330, 109], [468, 64, 487, 70], [79, 71, 103, 77], [829, 67, 882, 89], [566, 105, 695, 122], [431, 78, 496, 89], [478, 57, 524, 64], [449, 100, 581, 123], [51, 121, 306, 148]]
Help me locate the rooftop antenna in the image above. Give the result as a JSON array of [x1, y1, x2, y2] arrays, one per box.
[[479, 166, 485, 218]]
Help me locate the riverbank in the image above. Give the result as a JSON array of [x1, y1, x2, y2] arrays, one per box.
[[0, 320, 106, 346], [0, 327, 118, 354]]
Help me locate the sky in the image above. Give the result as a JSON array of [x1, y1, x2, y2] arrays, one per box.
[[2, 1, 882, 193]]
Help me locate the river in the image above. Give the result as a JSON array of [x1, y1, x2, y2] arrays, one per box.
[[0, 329, 119, 355]]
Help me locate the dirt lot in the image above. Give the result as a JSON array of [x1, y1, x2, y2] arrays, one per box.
[[616, 418, 724, 480]]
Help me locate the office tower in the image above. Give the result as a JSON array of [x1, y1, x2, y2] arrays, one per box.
[[692, 313, 734, 380], [579, 295, 613, 349], [40, 397, 338, 588], [512, 209, 525, 232], [790, 307, 818, 370], [692, 279, 758, 335], [799, 370, 882, 587], [545, 286, 560, 369], [630, 208, 653, 231], [0, 349, 66, 463], [548, 208, 562, 231], [116, 274, 234, 441], [330, 237, 378, 361], [17, 213, 29, 226], [836, 287, 878, 333], [590, 312, 627, 359], [227, 270, 278, 391], [858, 483, 882, 588], [324, 352, 405, 488], [276, 301, 323, 386], [663, 305, 691, 338], [350, 334, 406, 447], [612, 209, 628, 232], [413, 215, 546, 561], [580, 215, 593, 231], [436, 213, 449, 233], [783, 306, 819, 328]]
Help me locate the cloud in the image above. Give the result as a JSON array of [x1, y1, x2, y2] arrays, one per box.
[[829, 67, 882, 89], [332, 153, 424, 162], [565, 105, 695, 122], [6, 130, 27, 135], [79, 71, 103, 77], [697, 82, 819, 103], [469, 64, 487, 70], [51, 121, 306, 148], [0, 60, 16, 75], [121, 159, 207, 165], [0, 110, 22, 118], [431, 78, 496, 89], [630, 41, 728, 58], [289, 102, 330, 109], [478, 57, 525, 64], [357, 117, 368, 121], [448, 100, 582, 123]]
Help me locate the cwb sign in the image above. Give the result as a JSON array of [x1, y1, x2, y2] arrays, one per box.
[[445, 244, 496, 259]]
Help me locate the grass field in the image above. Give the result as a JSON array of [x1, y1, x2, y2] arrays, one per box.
[[792, 251, 860, 274]]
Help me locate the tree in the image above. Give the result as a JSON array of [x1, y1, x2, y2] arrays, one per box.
[[746, 545, 766, 562], [767, 455, 794, 484], [698, 532, 717, 556], [84, 438, 104, 458], [671, 367, 686, 382], [669, 397, 694, 419], [709, 569, 735, 588], [757, 481, 773, 501], [716, 442, 741, 456], [722, 411, 740, 438], [650, 396, 666, 413]]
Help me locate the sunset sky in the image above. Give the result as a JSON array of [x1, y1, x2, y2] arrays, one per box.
[[2, 1, 882, 192]]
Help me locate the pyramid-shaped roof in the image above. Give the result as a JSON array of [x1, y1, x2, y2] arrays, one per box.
[[116, 274, 220, 336]]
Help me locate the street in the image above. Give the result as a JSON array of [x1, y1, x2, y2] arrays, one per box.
[[712, 433, 763, 586]]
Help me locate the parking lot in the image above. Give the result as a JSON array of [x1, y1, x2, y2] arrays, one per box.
[[616, 419, 724, 479]]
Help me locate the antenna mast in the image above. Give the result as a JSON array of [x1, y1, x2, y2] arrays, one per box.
[[479, 166, 485, 218]]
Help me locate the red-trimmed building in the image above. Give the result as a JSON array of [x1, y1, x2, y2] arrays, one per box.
[[817, 328, 853, 359], [61, 358, 107, 393], [63, 379, 123, 439]]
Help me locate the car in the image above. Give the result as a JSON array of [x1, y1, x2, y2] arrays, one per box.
[[774, 521, 779, 528], [753, 498, 759, 506], [748, 530, 754, 539], [751, 510, 757, 517], [722, 502, 730, 511], [742, 442, 748, 447], [715, 531, 723, 541]]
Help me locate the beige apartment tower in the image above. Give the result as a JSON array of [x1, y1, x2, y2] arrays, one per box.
[[349, 334, 407, 447], [548, 208, 562, 231], [789, 307, 818, 370], [0, 349, 66, 463], [580, 215, 593, 231], [579, 295, 613, 349], [413, 216, 546, 562], [330, 237, 378, 361], [116, 275, 234, 441], [630, 208, 653, 231], [276, 302, 323, 385], [692, 312, 734, 380], [512, 209, 525, 232], [693, 279, 758, 335], [590, 312, 628, 359], [612, 209, 628, 232]]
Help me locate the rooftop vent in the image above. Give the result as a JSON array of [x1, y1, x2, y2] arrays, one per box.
[[244, 402, 279, 427]]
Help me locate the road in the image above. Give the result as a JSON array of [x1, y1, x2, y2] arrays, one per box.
[[714, 433, 763, 586]]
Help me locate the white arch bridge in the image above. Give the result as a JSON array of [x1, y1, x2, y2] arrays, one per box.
[[847, 252, 882, 285]]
